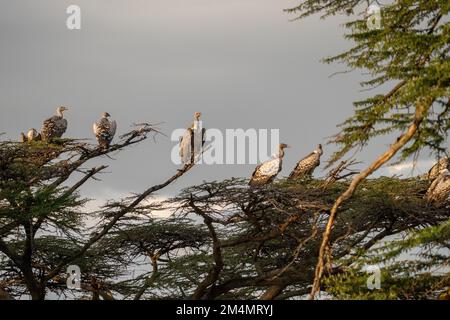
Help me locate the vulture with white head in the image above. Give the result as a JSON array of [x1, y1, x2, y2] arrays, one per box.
[[93, 112, 117, 150], [179, 112, 205, 164], [41, 106, 68, 141], [249, 143, 290, 187], [289, 144, 323, 179]]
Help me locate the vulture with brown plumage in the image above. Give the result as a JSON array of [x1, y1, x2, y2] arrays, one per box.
[[93, 112, 117, 150], [288, 144, 323, 179], [41, 106, 68, 141], [426, 169, 450, 205], [428, 156, 450, 181]]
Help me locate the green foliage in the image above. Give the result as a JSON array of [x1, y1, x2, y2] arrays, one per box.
[[325, 220, 450, 299], [0, 126, 167, 300], [155, 177, 449, 300], [1, 1, 449, 301], [287, 1, 449, 166], [0, 140, 449, 300]]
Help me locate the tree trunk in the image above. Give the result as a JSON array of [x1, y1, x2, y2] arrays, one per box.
[[22, 265, 45, 300], [309, 96, 433, 299]]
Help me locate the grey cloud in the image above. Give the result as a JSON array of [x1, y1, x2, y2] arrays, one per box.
[[0, 0, 437, 202]]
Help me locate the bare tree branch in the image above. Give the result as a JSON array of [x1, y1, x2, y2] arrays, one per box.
[[309, 96, 434, 299]]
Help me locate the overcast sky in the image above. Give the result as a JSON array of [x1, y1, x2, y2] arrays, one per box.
[[0, 0, 443, 208]]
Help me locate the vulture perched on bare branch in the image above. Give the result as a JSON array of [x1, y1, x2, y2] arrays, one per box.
[[179, 112, 205, 164], [41, 106, 68, 141], [249, 143, 290, 187], [19, 129, 41, 143], [426, 169, 450, 205], [428, 156, 450, 181], [93, 112, 117, 150], [289, 144, 323, 179]]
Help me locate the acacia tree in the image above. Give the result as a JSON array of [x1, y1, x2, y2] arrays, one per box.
[[115, 177, 448, 300], [3, 137, 448, 300], [324, 219, 450, 299], [1, 1, 449, 301], [286, 0, 449, 296], [0, 125, 199, 300]]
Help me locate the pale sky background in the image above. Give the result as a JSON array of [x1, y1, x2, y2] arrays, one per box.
[[0, 0, 445, 209]]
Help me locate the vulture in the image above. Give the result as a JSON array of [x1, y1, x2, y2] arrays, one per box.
[[249, 143, 290, 187], [41, 106, 68, 141], [426, 169, 450, 205], [428, 156, 450, 181], [19, 132, 27, 143], [179, 112, 206, 164], [288, 144, 323, 179], [28, 128, 41, 142], [19, 128, 41, 143], [93, 112, 117, 150]]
